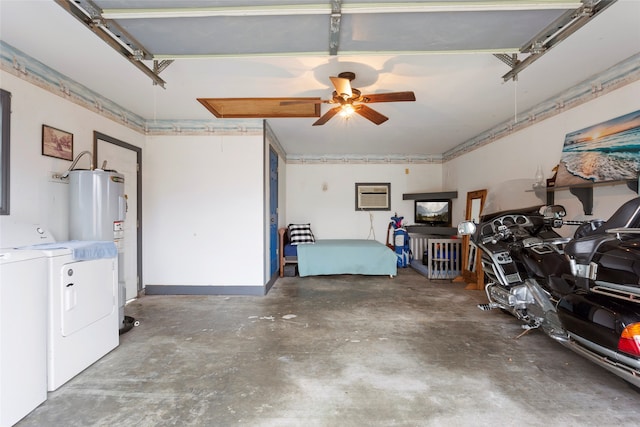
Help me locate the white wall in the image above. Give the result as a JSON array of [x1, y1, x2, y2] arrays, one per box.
[[0, 71, 143, 240], [4, 64, 640, 291], [143, 134, 264, 287], [285, 81, 640, 242], [445, 80, 640, 234], [285, 163, 444, 242], [2, 68, 270, 291]]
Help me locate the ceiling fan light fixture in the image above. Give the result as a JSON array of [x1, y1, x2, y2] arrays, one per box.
[[340, 104, 355, 118]]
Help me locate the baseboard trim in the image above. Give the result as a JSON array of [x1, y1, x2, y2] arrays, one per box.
[[145, 285, 265, 296], [265, 273, 277, 295]]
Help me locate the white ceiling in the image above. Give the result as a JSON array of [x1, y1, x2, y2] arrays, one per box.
[[1, 0, 639, 158]]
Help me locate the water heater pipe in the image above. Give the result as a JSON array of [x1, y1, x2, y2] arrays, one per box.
[[61, 150, 93, 178]]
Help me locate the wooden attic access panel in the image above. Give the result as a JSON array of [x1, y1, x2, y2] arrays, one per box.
[[197, 98, 321, 118]]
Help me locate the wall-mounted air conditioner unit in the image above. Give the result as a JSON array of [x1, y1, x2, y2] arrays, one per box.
[[355, 183, 391, 211]]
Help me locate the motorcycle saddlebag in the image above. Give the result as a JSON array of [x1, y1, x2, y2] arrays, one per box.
[[557, 291, 638, 351], [592, 238, 640, 291]]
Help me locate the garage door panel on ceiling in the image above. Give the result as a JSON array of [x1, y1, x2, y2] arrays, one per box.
[[118, 15, 330, 56]]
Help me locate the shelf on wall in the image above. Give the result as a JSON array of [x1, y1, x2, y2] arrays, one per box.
[[405, 225, 458, 235], [402, 191, 458, 200], [402, 192, 458, 234], [546, 179, 638, 215]]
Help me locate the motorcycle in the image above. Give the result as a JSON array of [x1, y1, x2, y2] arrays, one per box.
[[458, 179, 640, 388]]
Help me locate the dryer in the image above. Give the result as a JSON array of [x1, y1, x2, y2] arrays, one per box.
[[40, 243, 119, 391], [7, 223, 119, 392]]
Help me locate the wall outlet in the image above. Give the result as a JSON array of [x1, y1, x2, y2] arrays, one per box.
[[49, 171, 69, 184]]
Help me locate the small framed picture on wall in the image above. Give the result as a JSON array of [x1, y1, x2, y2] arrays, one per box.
[[42, 124, 73, 161]]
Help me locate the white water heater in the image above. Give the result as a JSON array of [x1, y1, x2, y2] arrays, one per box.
[[69, 170, 126, 328]]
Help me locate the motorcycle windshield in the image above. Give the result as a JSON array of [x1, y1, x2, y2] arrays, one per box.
[[481, 178, 547, 219]]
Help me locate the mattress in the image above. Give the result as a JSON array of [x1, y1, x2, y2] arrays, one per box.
[[296, 239, 397, 277]]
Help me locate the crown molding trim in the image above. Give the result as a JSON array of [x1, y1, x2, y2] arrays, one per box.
[[265, 121, 287, 159], [143, 119, 263, 135], [0, 41, 262, 136], [443, 52, 640, 161], [1, 41, 147, 133], [2, 41, 638, 165], [286, 154, 442, 164]]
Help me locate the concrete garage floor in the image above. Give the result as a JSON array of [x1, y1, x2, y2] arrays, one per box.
[[16, 268, 640, 426]]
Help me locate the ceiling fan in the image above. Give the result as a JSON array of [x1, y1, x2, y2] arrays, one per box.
[[197, 71, 415, 124], [287, 71, 416, 126]]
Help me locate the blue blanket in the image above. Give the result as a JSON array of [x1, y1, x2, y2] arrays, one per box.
[[296, 239, 397, 277], [19, 240, 118, 261]]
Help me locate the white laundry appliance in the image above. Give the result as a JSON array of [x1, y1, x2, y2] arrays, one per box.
[[0, 247, 47, 427], [39, 240, 119, 391], [5, 223, 120, 392]]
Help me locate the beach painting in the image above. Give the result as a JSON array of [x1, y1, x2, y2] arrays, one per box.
[[555, 110, 640, 186]]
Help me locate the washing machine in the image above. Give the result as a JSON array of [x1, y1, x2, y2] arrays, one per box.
[[0, 248, 47, 427], [5, 223, 120, 392]]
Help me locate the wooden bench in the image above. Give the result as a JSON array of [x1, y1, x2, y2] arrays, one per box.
[[278, 227, 298, 277]]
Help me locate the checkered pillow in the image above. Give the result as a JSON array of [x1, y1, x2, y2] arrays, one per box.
[[288, 223, 315, 245]]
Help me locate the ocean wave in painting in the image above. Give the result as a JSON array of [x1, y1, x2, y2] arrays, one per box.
[[562, 127, 640, 182]]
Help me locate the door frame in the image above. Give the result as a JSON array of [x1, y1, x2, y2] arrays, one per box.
[[269, 147, 278, 277], [460, 189, 487, 290], [93, 131, 143, 297]]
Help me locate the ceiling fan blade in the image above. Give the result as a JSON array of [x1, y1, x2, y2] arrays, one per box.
[[354, 104, 389, 125], [330, 76, 352, 98], [312, 106, 341, 126], [361, 91, 416, 103]]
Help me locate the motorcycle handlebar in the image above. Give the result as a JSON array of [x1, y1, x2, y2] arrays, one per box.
[[543, 218, 587, 228], [475, 216, 588, 245]]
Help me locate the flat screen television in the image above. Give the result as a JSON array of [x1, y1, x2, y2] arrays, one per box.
[[414, 199, 452, 226]]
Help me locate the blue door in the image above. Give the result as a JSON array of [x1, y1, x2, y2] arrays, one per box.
[[269, 148, 278, 276]]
